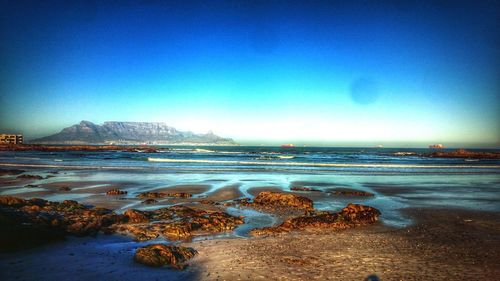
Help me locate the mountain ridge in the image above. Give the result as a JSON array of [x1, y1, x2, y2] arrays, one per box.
[[31, 121, 237, 145]]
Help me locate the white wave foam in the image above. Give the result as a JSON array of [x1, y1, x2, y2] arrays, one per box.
[[278, 155, 295, 159], [146, 158, 500, 169], [195, 148, 215, 153]]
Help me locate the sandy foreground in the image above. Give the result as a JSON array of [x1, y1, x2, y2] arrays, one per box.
[[1, 172, 500, 280], [1, 207, 499, 281]]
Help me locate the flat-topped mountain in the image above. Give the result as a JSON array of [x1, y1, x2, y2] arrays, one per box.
[[31, 121, 237, 145]]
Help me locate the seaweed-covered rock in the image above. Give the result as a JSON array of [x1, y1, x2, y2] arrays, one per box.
[[137, 192, 192, 199], [0, 196, 125, 251], [106, 189, 127, 196], [340, 203, 380, 224], [134, 244, 197, 269], [250, 203, 380, 236], [328, 189, 374, 197], [290, 186, 321, 192], [253, 191, 313, 210], [124, 209, 149, 223], [0, 196, 27, 207], [137, 192, 165, 198], [114, 206, 244, 241]]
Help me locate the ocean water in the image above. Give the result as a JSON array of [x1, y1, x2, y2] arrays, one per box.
[[1, 146, 499, 172], [1, 146, 499, 228]]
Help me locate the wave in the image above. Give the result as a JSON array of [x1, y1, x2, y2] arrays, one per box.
[[278, 155, 295, 159], [393, 152, 417, 156], [146, 157, 500, 169], [194, 148, 215, 153], [169, 148, 217, 153], [14, 157, 41, 160]]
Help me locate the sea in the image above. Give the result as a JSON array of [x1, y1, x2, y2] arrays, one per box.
[[1, 146, 500, 227]]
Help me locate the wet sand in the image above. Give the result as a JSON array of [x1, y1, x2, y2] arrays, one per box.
[[152, 184, 212, 195], [203, 184, 244, 201]]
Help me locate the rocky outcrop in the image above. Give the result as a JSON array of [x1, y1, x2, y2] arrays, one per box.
[[0, 196, 27, 207], [137, 192, 192, 199], [253, 192, 313, 210], [124, 209, 150, 223], [328, 189, 374, 197], [1, 195, 244, 250], [424, 149, 500, 159], [0, 196, 125, 251], [134, 244, 197, 269], [340, 203, 380, 224], [114, 205, 244, 241], [106, 189, 127, 196], [290, 186, 321, 192], [250, 203, 380, 236], [17, 174, 43, 180]]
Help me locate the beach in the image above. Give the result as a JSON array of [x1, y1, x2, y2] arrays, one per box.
[[1, 146, 499, 280]]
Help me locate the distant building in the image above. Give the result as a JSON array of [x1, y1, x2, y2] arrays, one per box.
[[0, 134, 23, 144]]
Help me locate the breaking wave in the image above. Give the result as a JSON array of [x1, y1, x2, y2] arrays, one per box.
[[146, 158, 500, 169]]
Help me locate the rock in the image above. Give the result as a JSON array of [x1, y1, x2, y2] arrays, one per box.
[[137, 192, 166, 198], [250, 203, 380, 236], [142, 199, 158, 204], [28, 198, 48, 207], [59, 186, 71, 191], [16, 174, 43, 180], [166, 192, 192, 198], [124, 209, 150, 223], [114, 206, 244, 241], [425, 149, 500, 159], [137, 192, 192, 199], [328, 189, 374, 197], [134, 244, 197, 269], [106, 189, 127, 196], [0, 196, 27, 206], [0, 196, 125, 250], [253, 191, 313, 209], [290, 186, 321, 192], [340, 203, 380, 224]]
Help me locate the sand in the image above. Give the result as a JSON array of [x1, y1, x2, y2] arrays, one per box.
[[185, 208, 500, 281], [1, 207, 499, 281], [152, 184, 212, 195], [203, 184, 244, 201]]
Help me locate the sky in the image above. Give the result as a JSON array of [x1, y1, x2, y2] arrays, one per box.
[[0, 0, 499, 147]]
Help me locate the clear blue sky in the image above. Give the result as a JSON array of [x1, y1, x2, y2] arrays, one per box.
[[0, 0, 499, 147]]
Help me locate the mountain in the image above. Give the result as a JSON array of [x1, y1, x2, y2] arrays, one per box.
[[31, 121, 237, 145]]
